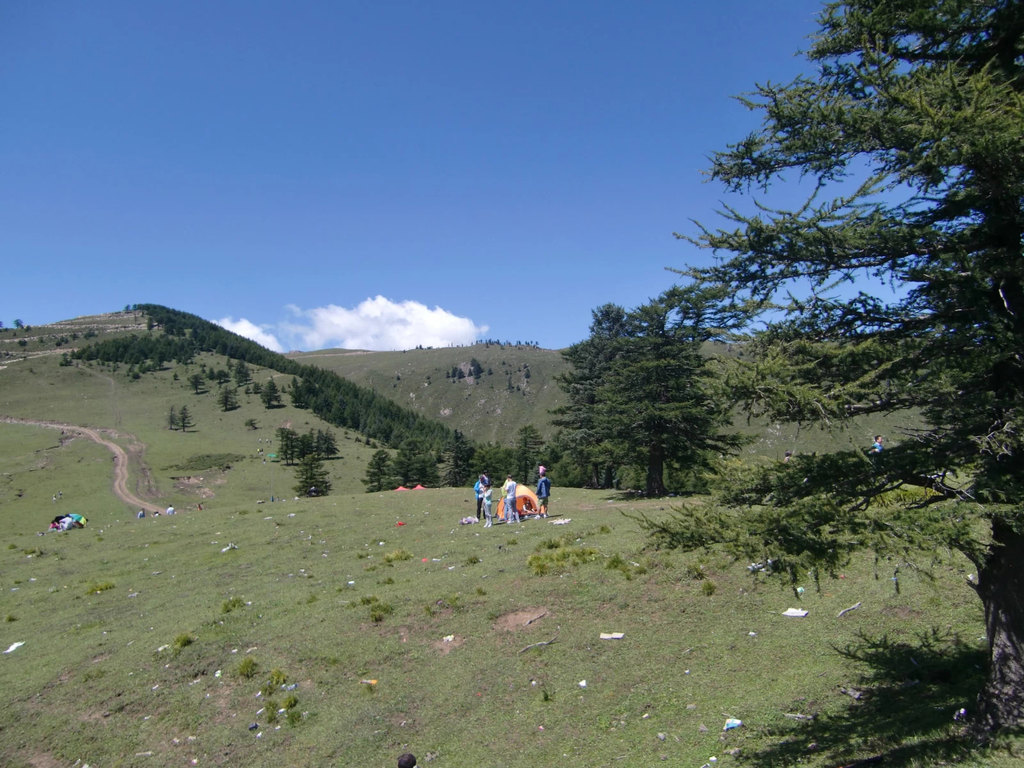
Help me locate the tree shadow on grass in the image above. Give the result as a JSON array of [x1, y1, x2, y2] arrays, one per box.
[[739, 628, 1023, 766]]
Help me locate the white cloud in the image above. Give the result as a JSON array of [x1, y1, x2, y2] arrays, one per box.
[[280, 296, 488, 351], [216, 317, 285, 352]]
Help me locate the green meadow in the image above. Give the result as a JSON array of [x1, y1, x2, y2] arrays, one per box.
[[0, 316, 1019, 767]]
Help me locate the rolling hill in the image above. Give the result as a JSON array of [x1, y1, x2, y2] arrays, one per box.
[[287, 344, 569, 445]]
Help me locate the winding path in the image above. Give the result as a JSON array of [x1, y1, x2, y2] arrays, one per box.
[[0, 416, 163, 513]]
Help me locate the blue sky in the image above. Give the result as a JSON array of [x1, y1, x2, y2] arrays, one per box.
[[2, 0, 826, 351]]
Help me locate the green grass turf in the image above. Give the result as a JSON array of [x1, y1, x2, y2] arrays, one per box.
[[1, 484, 1019, 767]]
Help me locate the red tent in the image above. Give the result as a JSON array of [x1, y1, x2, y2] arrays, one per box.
[[394, 486, 410, 491], [412, 484, 427, 490]]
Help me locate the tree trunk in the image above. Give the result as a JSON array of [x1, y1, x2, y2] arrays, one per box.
[[974, 520, 1024, 733], [645, 444, 667, 497]]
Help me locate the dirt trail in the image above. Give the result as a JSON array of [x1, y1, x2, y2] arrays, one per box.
[[1, 416, 163, 513]]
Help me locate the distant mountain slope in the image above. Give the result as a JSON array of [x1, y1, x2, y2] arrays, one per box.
[[70, 305, 458, 451], [288, 344, 570, 445]]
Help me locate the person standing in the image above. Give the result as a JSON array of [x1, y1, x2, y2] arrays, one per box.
[[474, 475, 484, 520], [503, 474, 519, 524], [482, 483, 493, 527], [536, 465, 551, 518]]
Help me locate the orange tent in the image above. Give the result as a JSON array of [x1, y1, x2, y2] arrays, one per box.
[[497, 485, 541, 520]]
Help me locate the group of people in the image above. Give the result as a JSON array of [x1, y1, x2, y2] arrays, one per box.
[[48, 513, 85, 531], [472, 466, 551, 527]]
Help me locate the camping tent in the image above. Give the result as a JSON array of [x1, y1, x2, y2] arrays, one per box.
[[497, 485, 541, 520]]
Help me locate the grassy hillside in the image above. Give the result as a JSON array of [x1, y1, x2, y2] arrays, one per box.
[[288, 344, 568, 446], [0, 312, 1018, 766], [0, 316, 384, 513]]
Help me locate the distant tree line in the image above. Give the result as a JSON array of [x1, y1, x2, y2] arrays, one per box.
[[72, 304, 455, 453]]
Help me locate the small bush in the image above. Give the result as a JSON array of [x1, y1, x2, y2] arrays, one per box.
[[172, 633, 196, 651], [464, 555, 481, 565], [221, 596, 245, 614], [85, 581, 115, 595], [702, 580, 717, 596], [370, 602, 394, 622], [606, 553, 634, 580], [236, 656, 258, 679], [383, 549, 412, 563], [685, 562, 708, 581]]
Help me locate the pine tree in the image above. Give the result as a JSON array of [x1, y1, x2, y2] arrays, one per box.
[[276, 427, 299, 465], [177, 405, 194, 433], [217, 387, 238, 412], [653, 0, 1024, 735], [260, 379, 282, 408], [363, 449, 394, 493], [440, 430, 473, 487], [293, 454, 331, 497]]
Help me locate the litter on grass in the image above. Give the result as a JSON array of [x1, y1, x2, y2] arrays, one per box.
[[4, 641, 25, 654], [723, 718, 743, 730], [551, 518, 571, 525], [782, 608, 809, 617], [600, 632, 625, 640]]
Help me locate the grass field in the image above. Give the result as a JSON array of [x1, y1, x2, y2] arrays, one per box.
[[1, 314, 1021, 766], [1, 481, 1018, 767]]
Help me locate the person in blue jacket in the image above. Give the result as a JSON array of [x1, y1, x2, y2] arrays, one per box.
[[536, 465, 551, 518], [473, 473, 489, 520]]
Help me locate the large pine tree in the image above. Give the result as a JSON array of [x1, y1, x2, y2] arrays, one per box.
[[655, 0, 1024, 734]]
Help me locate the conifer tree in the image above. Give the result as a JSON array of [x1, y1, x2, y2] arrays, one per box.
[[650, 0, 1024, 734]]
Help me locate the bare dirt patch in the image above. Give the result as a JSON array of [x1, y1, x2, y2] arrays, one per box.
[[431, 634, 466, 655], [173, 475, 216, 499], [24, 752, 64, 768], [493, 608, 550, 632]]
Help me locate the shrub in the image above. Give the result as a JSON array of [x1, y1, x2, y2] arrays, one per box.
[[221, 596, 245, 614], [236, 657, 258, 679], [383, 549, 412, 563]]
